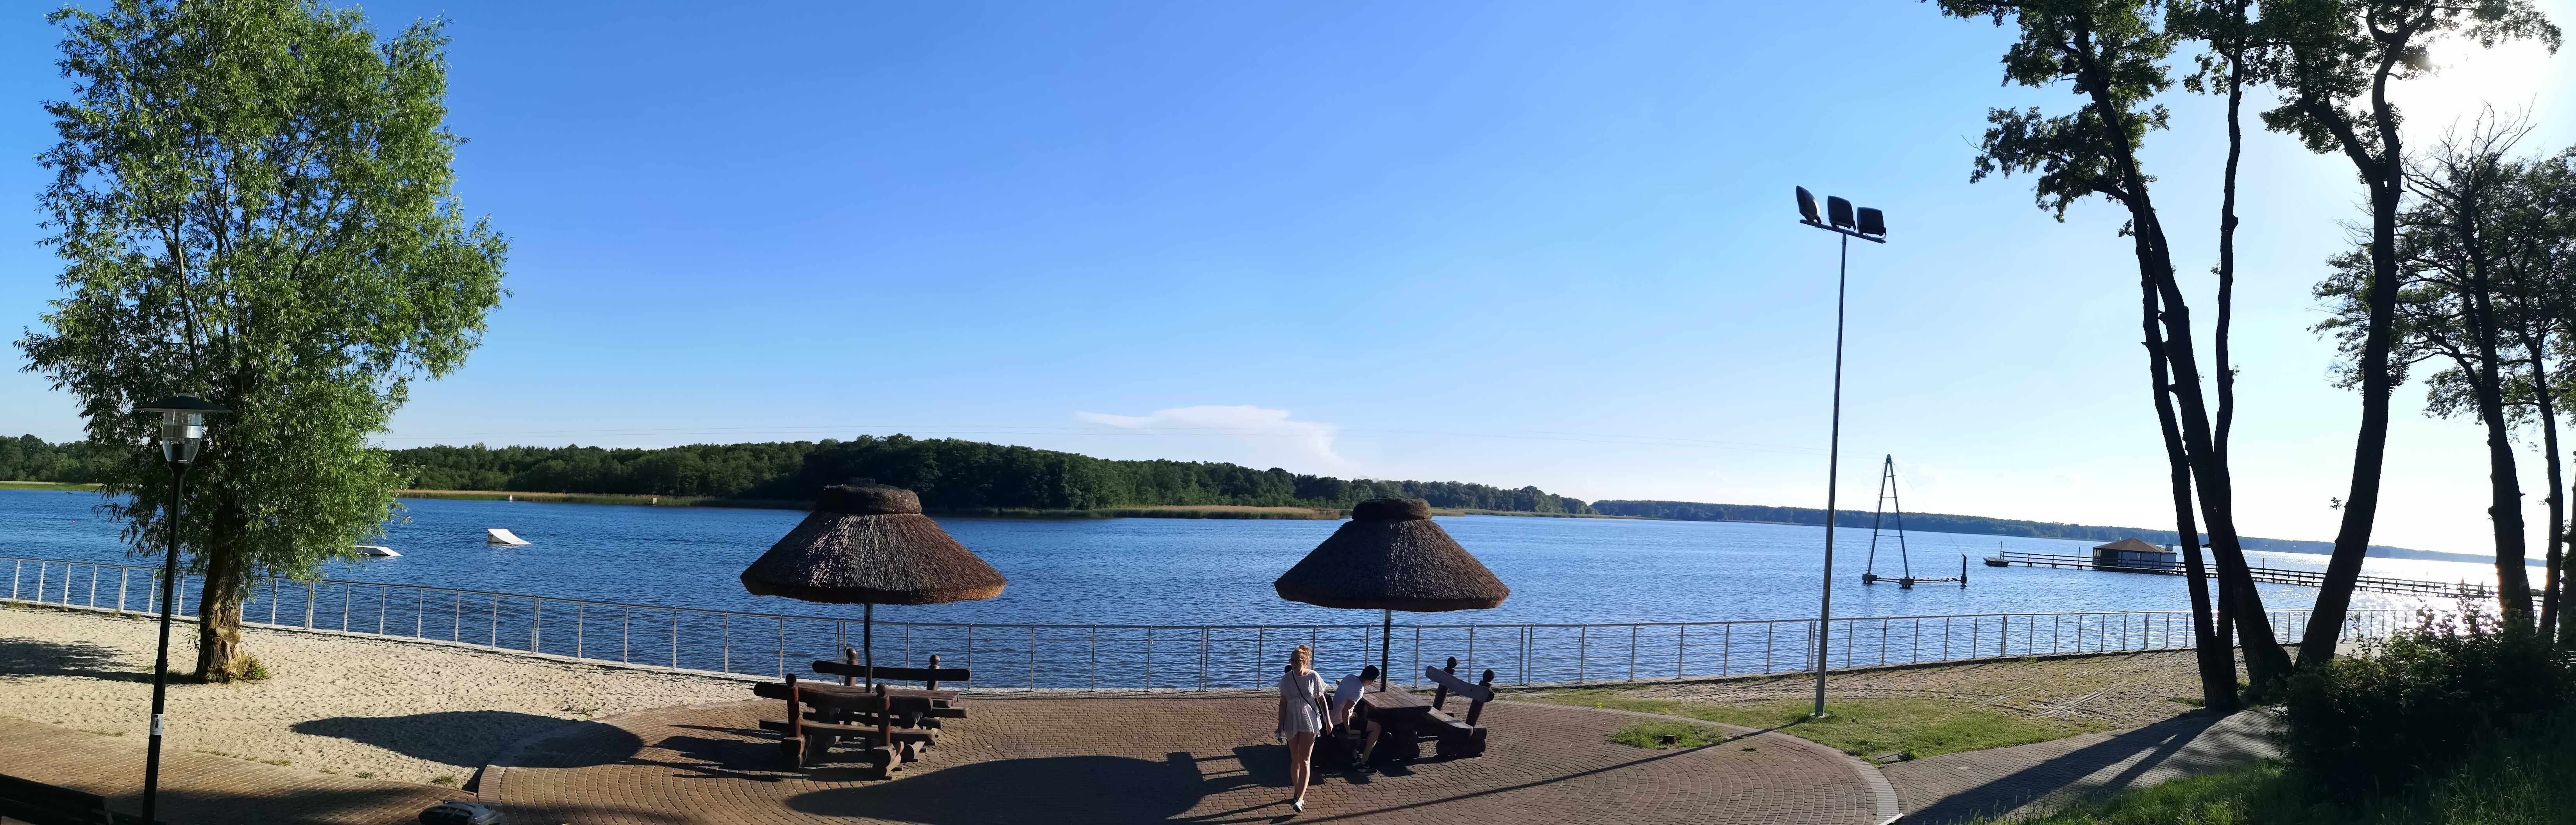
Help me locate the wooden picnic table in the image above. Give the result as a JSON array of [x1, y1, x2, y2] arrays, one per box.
[[1358, 684, 1435, 730]]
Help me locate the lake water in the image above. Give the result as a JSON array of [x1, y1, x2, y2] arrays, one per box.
[[0, 488, 2495, 627]]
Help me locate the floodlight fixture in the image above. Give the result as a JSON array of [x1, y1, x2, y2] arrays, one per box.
[[1827, 196, 1855, 230], [1796, 186, 1821, 224], [1856, 207, 1885, 238]]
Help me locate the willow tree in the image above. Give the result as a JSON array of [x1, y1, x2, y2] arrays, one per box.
[[1936, 0, 2293, 692], [2263, 0, 2557, 660], [21, 0, 506, 680]]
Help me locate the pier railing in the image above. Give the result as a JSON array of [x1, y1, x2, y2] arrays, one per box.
[[4, 555, 2460, 693]]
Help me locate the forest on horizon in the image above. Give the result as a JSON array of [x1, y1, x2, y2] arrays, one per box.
[[0, 433, 2429, 553]]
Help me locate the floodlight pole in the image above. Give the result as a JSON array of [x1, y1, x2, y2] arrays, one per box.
[[1792, 192, 1885, 721], [1812, 232, 1848, 721]]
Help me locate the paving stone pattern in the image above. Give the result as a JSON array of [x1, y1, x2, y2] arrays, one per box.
[[485, 696, 1890, 824], [0, 716, 459, 824], [1883, 710, 2282, 823]]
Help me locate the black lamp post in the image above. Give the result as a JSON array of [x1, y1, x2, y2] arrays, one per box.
[[1792, 187, 1885, 720], [134, 394, 225, 825]]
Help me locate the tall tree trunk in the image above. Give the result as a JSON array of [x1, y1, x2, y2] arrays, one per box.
[[2066, 27, 2293, 689], [2297, 36, 2418, 671], [192, 502, 254, 681], [2519, 336, 2564, 637], [2463, 223, 2536, 626], [2148, 281, 2238, 711]]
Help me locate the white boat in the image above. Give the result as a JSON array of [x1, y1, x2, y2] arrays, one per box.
[[485, 529, 532, 546], [355, 545, 400, 557]]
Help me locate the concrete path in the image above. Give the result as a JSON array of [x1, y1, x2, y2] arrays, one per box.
[[0, 715, 460, 824], [484, 696, 1896, 824], [1883, 710, 2281, 823]]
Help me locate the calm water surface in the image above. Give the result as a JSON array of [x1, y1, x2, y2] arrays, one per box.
[[0, 488, 2492, 626]]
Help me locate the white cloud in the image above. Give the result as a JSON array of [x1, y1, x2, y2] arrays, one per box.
[[1072, 405, 1357, 474]]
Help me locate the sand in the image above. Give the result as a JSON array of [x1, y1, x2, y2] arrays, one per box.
[[0, 603, 750, 785]]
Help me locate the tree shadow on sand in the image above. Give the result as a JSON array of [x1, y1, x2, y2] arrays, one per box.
[[292, 711, 644, 771], [0, 636, 137, 681]]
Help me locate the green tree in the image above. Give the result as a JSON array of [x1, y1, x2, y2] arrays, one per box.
[[21, 0, 506, 680], [1935, 0, 2293, 693], [2263, 0, 2558, 661]]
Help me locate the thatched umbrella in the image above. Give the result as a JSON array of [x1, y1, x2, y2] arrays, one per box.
[[741, 484, 1006, 686], [1274, 497, 1509, 687]]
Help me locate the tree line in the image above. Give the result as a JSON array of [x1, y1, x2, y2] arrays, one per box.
[[387, 436, 1601, 513]]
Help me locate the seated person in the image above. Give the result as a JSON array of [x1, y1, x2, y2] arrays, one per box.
[[1331, 665, 1386, 770]]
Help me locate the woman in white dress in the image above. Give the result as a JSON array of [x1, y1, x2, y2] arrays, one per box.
[[1276, 644, 1328, 812]]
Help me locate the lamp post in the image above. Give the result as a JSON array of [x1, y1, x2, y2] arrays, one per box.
[[135, 394, 226, 825], [1793, 187, 1885, 720]]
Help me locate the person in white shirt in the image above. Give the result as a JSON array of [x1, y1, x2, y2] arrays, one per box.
[[1330, 665, 1386, 771]]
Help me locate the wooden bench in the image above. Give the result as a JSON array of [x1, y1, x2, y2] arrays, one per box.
[[757, 650, 971, 778], [1420, 657, 1497, 759], [0, 773, 158, 825]]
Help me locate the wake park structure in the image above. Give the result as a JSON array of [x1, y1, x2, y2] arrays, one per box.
[[1984, 540, 2495, 601]]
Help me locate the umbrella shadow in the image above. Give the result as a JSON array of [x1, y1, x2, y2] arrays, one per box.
[[786, 751, 1211, 824], [0, 637, 137, 681], [292, 711, 644, 771]]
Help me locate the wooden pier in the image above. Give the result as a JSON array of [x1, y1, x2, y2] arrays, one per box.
[[1982, 550, 2494, 600]]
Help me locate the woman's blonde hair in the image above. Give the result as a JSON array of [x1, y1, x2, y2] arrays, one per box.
[[1287, 644, 1313, 674]]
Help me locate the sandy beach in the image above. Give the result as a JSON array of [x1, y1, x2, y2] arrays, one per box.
[[0, 603, 749, 785]]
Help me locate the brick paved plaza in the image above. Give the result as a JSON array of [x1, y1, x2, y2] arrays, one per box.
[[481, 696, 1896, 824]]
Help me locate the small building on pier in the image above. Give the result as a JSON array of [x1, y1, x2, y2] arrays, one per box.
[[2092, 538, 2178, 571]]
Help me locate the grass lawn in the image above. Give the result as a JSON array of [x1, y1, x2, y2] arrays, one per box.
[[1534, 689, 2114, 760], [2009, 713, 2576, 824]]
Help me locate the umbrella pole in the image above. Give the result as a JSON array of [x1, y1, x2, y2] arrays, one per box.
[[1380, 608, 1392, 692], [863, 603, 875, 689]]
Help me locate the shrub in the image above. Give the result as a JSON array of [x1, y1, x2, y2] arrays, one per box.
[[2281, 614, 2571, 792]]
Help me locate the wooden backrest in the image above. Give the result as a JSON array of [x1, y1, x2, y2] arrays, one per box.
[[1420, 662, 1498, 725], [812, 655, 970, 689]]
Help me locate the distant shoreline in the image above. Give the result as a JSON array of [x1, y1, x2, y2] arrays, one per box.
[[0, 482, 2523, 566], [387, 489, 1633, 521]]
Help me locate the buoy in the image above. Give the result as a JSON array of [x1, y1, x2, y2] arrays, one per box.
[[485, 529, 531, 546], [355, 545, 400, 557]]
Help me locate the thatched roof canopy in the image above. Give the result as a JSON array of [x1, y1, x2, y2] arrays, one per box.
[[2092, 537, 2172, 555], [1274, 498, 1509, 612], [740, 484, 1007, 605]]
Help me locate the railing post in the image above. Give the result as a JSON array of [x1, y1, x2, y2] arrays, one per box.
[[1255, 627, 1265, 688], [1576, 626, 1587, 684], [721, 613, 730, 673], [340, 583, 351, 630], [306, 582, 317, 629], [1627, 625, 1637, 682], [88, 564, 99, 607], [414, 588, 423, 638], [776, 616, 785, 678], [1036, 626, 1043, 692], [9, 559, 19, 600], [623, 607, 631, 662], [1414, 625, 1423, 687], [1677, 625, 1687, 680], [377, 586, 388, 634], [269, 578, 280, 625], [530, 597, 542, 653], [118, 567, 130, 615], [671, 610, 680, 668], [1721, 624, 1732, 676], [1198, 626, 1208, 691], [1089, 627, 1098, 692]]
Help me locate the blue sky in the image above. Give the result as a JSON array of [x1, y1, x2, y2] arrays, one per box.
[[0, 1, 2570, 555]]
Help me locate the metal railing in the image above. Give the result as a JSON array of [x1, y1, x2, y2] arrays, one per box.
[[2, 555, 2453, 693]]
